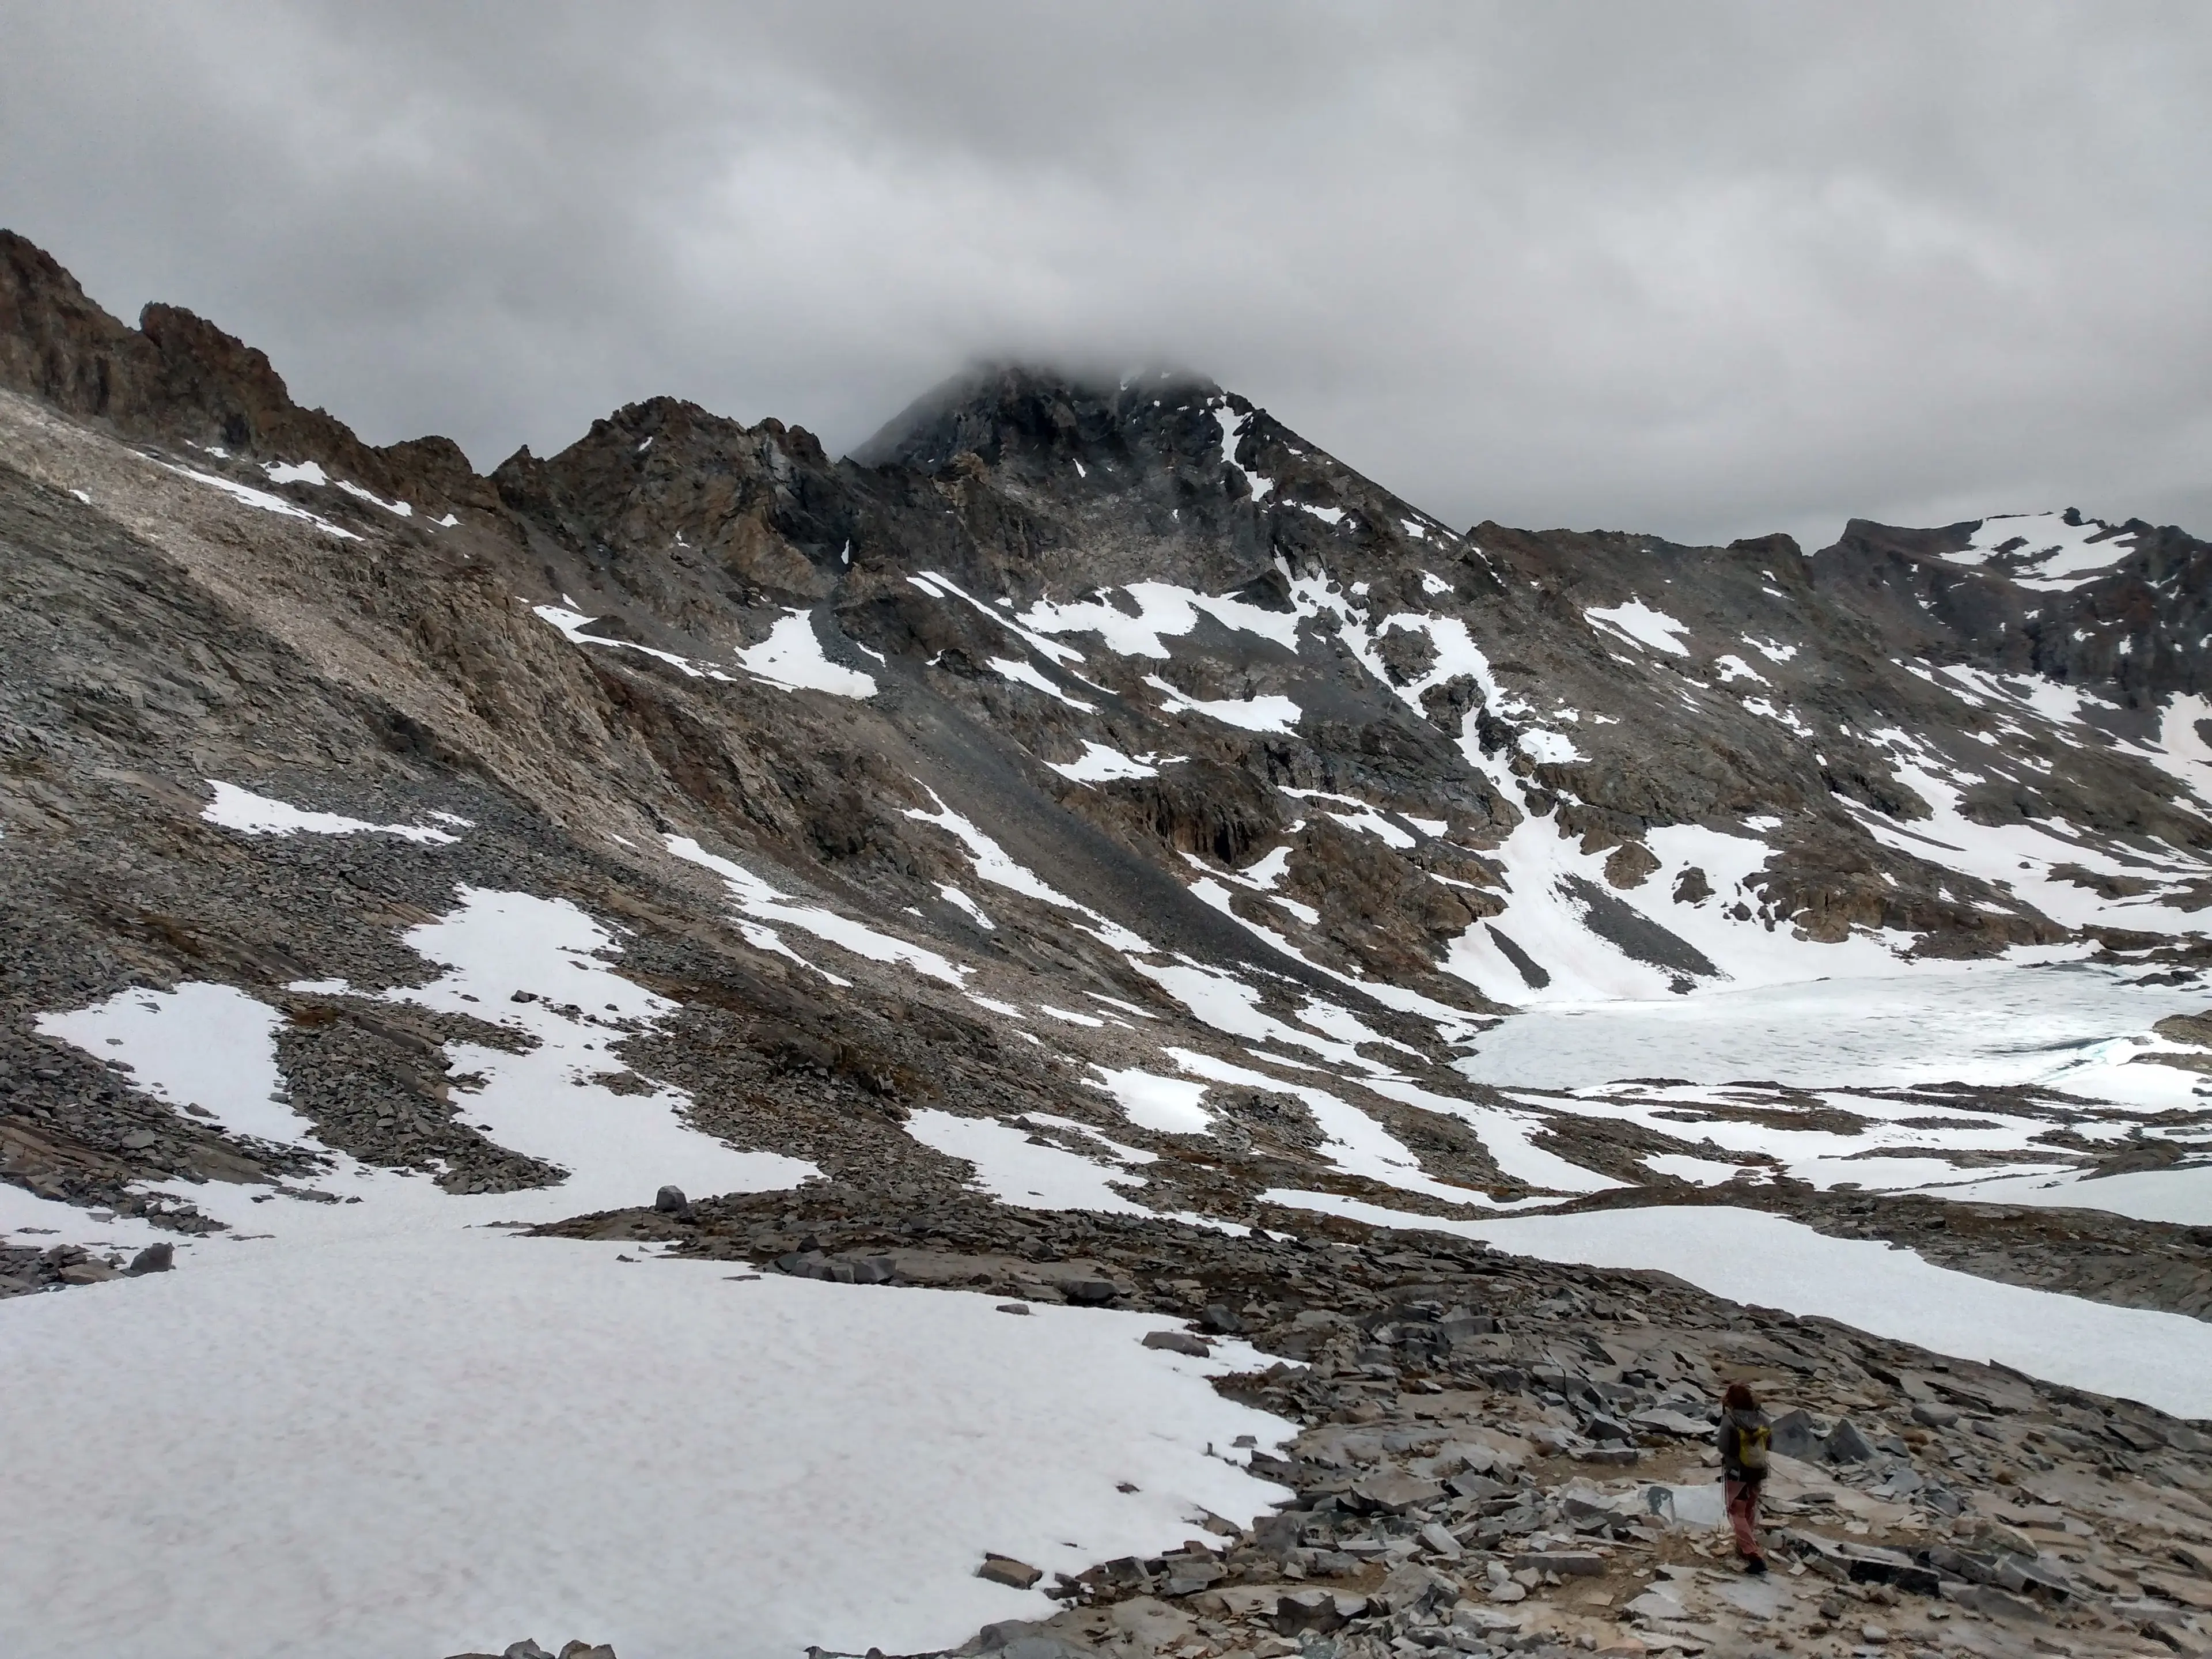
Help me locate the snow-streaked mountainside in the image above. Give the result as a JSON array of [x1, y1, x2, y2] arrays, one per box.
[[6, 228, 2212, 1659]]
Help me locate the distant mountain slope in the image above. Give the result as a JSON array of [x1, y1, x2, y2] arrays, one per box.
[[2, 224, 2207, 1257]]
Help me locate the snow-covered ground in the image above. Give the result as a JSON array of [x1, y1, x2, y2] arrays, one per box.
[[529, 603, 876, 696], [0, 1233, 1284, 1659]]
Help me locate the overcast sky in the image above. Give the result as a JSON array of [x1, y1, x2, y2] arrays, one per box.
[[4, 2, 2207, 549]]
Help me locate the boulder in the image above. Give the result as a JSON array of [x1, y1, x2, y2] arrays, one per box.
[[126, 1241, 175, 1275], [653, 1185, 689, 1216], [1769, 1408, 1822, 1460], [995, 1637, 1100, 1659], [1274, 1589, 1365, 1634], [978, 1622, 1101, 1659], [1249, 1513, 1302, 1557], [1439, 1440, 1510, 1476], [1965, 1518, 2039, 1559], [1624, 1583, 1688, 1623], [1448, 1471, 1509, 1501], [978, 1554, 1044, 1589], [1839, 1543, 1942, 1595], [1825, 1418, 1876, 1463], [1441, 1309, 1499, 1341], [1561, 1488, 1627, 1528], [1141, 1330, 1211, 1357], [1157, 1550, 1224, 1596], [1994, 1553, 2074, 1600], [1377, 1562, 1461, 1612], [1575, 1445, 1639, 1465]]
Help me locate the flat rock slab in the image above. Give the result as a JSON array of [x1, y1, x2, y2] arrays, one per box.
[[1514, 1550, 1608, 1577], [1715, 1575, 1795, 1619], [1351, 1472, 1445, 1513], [1633, 1408, 1713, 1437]]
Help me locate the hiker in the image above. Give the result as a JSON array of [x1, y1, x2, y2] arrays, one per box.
[[1717, 1380, 1771, 1572]]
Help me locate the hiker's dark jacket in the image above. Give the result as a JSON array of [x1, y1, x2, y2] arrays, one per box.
[[1718, 1407, 1772, 1483]]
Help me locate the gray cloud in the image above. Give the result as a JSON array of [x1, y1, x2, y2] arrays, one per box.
[[3, 0, 2207, 549]]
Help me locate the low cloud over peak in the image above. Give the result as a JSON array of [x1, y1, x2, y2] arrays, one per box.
[[3, 1, 2206, 550]]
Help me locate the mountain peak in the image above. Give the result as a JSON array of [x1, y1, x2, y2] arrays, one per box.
[[850, 362, 1225, 471]]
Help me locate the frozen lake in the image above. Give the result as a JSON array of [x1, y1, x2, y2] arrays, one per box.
[[1454, 962, 2212, 1097]]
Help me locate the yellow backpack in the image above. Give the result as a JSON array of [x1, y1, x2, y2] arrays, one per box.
[[1736, 1419, 1771, 1472]]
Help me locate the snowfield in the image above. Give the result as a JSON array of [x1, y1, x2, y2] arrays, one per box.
[[2, 875, 1291, 1659], [0, 1234, 1286, 1659]]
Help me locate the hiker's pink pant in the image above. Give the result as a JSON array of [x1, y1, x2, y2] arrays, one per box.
[[1725, 1477, 1762, 1558]]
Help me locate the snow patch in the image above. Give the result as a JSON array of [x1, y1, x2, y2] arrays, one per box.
[[1945, 512, 2141, 590], [532, 605, 718, 680], [36, 984, 305, 1146], [201, 781, 461, 845], [903, 791, 1151, 952], [1584, 599, 1690, 657], [1017, 582, 1303, 660], [1088, 1066, 1214, 1135], [0, 1229, 1286, 1658], [1047, 741, 1160, 783], [736, 610, 877, 698], [937, 885, 995, 930], [160, 462, 361, 540], [1145, 675, 1301, 733], [669, 836, 969, 986], [989, 657, 1096, 710], [1215, 403, 1273, 501]]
